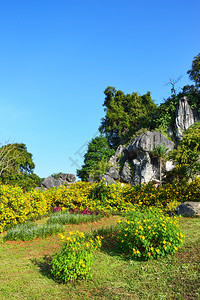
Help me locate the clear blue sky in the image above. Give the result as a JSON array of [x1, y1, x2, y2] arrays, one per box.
[[0, 0, 199, 179]]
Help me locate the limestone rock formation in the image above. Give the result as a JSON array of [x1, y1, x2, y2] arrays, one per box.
[[102, 131, 175, 185], [176, 202, 200, 217], [175, 96, 200, 141], [41, 173, 76, 189]]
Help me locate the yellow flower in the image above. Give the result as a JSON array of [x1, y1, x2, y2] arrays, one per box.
[[58, 233, 65, 240]]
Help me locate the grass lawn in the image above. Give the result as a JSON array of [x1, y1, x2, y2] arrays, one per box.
[[0, 215, 199, 300]]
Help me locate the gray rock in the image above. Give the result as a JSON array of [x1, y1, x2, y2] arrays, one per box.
[[106, 166, 120, 180], [100, 131, 175, 185], [41, 173, 76, 189], [120, 161, 132, 184], [59, 173, 76, 183], [175, 96, 200, 141], [41, 176, 64, 189], [126, 131, 174, 159], [109, 145, 125, 167], [99, 174, 116, 184], [176, 202, 200, 217], [125, 132, 175, 185]]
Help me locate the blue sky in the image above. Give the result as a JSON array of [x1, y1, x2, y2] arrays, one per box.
[[0, 0, 199, 179]]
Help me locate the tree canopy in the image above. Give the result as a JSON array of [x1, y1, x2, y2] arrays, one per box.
[[77, 135, 115, 181], [0, 143, 42, 190], [99, 87, 157, 149]]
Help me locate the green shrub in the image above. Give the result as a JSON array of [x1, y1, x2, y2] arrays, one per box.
[[116, 207, 185, 260], [51, 231, 102, 282]]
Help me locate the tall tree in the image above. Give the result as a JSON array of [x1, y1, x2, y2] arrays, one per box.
[[77, 135, 115, 181], [99, 87, 157, 149]]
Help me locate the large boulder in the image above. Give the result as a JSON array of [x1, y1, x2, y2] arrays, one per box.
[[175, 96, 200, 141], [41, 173, 76, 189], [176, 202, 200, 217], [126, 131, 175, 158]]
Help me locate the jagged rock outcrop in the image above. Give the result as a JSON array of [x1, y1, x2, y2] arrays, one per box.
[[175, 96, 200, 141], [41, 173, 76, 189], [102, 132, 175, 185]]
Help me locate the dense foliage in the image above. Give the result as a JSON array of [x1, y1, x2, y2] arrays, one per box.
[[0, 143, 42, 190], [77, 135, 114, 181], [1, 179, 200, 233], [99, 87, 157, 148], [51, 231, 102, 282], [168, 122, 200, 180], [117, 207, 184, 260]]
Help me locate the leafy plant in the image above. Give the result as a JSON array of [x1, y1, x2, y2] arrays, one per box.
[[168, 122, 200, 180], [51, 231, 102, 282], [116, 207, 185, 261], [152, 144, 168, 186]]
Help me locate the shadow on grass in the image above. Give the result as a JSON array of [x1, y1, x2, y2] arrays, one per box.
[[88, 226, 133, 261], [31, 255, 54, 280]]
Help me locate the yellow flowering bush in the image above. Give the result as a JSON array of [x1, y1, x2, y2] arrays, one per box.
[[0, 185, 31, 232], [43, 182, 93, 211], [0, 177, 199, 233], [25, 189, 49, 220], [51, 230, 103, 282], [117, 207, 185, 260]]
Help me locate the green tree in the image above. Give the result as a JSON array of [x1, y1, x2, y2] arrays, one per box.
[[0, 143, 42, 190], [168, 122, 200, 180], [89, 157, 111, 182], [77, 135, 115, 181], [187, 53, 200, 89], [99, 87, 157, 149], [152, 145, 168, 186], [0, 143, 35, 176]]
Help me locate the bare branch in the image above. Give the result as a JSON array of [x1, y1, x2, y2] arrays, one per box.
[[164, 76, 183, 96]]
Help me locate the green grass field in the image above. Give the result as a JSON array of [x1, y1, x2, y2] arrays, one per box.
[[0, 216, 199, 300]]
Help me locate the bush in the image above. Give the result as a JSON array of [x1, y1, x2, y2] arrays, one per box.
[[51, 231, 102, 282], [0, 185, 31, 232], [116, 207, 185, 260]]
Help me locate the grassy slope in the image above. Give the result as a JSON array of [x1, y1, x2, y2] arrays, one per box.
[[0, 216, 199, 300]]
